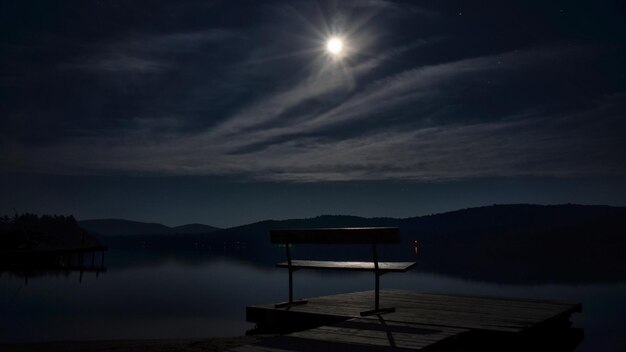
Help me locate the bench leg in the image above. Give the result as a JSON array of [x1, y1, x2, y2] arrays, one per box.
[[275, 264, 308, 308], [289, 267, 294, 302], [375, 267, 380, 309], [360, 270, 395, 316]]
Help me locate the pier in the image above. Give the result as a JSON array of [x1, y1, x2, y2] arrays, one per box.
[[1, 245, 108, 284], [238, 289, 582, 351]]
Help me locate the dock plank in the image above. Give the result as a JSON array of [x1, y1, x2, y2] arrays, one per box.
[[241, 289, 581, 352], [247, 289, 580, 333], [289, 289, 577, 320], [291, 318, 469, 350]]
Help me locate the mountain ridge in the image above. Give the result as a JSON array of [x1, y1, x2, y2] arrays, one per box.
[[78, 218, 220, 236], [79, 203, 625, 236], [80, 204, 626, 283]]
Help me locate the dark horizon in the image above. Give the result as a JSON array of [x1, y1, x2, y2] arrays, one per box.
[[75, 202, 626, 229], [3, 173, 626, 227]]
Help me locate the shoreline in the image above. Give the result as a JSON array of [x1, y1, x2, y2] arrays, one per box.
[[0, 335, 263, 352]]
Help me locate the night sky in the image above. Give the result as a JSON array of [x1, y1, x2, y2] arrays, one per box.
[[1, 1, 626, 227]]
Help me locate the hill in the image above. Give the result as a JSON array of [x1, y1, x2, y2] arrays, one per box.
[[82, 204, 626, 283], [78, 219, 220, 236], [172, 223, 221, 234], [397, 204, 626, 282]]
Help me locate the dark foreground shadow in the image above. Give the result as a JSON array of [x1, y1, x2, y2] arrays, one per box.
[[248, 327, 583, 352], [246, 314, 583, 352]]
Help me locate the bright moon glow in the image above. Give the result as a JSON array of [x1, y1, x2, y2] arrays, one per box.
[[326, 37, 343, 55]]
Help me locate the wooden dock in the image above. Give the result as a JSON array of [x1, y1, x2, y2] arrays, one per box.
[[1, 246, 108, 284], [237, 289, 582, 351]]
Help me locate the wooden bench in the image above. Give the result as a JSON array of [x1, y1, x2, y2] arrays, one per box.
[[270, 227, 416, 316]]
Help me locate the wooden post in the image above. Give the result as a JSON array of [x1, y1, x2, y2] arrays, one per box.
[[275, 243, 308, 308], [286, 244, 293, 303], [360, 242, 395, 316], [373, 243, 380, 311]]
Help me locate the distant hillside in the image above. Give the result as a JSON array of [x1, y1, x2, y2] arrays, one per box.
[[79, 219, 171, 236], [399, 203, 624, 236], [172, 223, 221, 234], [78, 219, 220, 236], [395, 204, 626, 283], [84, 204, 626, 283], [213, 215, 399, 243], [210, 204, 626, 283]]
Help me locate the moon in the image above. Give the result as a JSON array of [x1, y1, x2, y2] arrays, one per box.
[[326, 37, 344, 56]]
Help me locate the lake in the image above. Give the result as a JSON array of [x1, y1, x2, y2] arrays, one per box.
[[1, 250, 626, 351]]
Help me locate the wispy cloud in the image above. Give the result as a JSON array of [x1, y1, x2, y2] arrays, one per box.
[[207, 45, 581, 153], [7, 93, 624, 180], [62, 29, 237, 74], [6, 44, 624, 182], [68, 54, 168, 73], [4, 0, 623, 183]]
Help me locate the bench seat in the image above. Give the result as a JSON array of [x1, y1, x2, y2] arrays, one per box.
[[276, 260, 415, 272]]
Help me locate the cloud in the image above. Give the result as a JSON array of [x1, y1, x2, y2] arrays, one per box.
[[207, 45, 582, 155], [131, 29, 238, 53], [212, 93, 626, 182], [3, 0, 622, 183], [346, 0, 439, 17], [62, 29, 237, 74], [69, 54, 168, 73], [4, 84, 624, 182]]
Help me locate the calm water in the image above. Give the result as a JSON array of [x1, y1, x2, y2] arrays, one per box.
[[1, 250, 626, 351]]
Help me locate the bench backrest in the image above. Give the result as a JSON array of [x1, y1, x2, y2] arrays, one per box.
[[270, 227, 400, 245]]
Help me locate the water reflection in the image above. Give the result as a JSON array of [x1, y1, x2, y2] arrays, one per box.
[[0, 250, 625, 351], [1, 248, 107, 285]]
